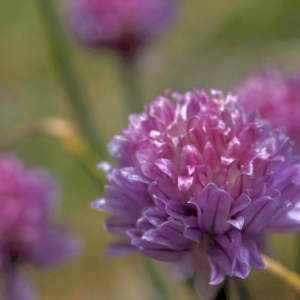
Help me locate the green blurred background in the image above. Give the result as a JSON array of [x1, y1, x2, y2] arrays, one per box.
[[1, 0, 300, 299]]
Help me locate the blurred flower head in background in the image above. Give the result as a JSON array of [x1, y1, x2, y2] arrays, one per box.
[[235, 68, 300, 148], [68, 0, 177, 61], [0, 155, 80, 300], [93, 89, 300, 298]]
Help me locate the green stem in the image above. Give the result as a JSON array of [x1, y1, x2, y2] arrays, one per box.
[[143, 258, 171, 300], [119, 61, 144, 122], [37, 0, 108, 158]]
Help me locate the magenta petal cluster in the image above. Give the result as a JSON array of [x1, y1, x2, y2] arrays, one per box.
[[68, 0, 177, 61], [0, 155, 80, 300], [236, 68, 300, 148], [93, 89, 300, 286]]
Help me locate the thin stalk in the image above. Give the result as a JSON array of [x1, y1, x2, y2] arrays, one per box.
[[119, 61, 144, 122], [37, 0, 107, 158], [143, 258, 171, 300]]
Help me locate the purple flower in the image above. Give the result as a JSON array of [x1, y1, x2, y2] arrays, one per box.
[[68, 0, 177, 61], [93, 89, 300, 297], [0, 155, 80, 300], [236, 68, 300, 149]]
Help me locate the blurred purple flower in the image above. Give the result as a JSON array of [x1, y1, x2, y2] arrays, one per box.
[[68, 0, 177, 61], [92, 89, 300, 298], [0, 155, 80, 300], [236, 68, 300, 149]]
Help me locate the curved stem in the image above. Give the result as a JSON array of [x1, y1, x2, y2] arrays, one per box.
[[0, 117, 105, 188], [262, 253, 300, 295], [119, 61, 144, 123], [37, 0, 108, 158]]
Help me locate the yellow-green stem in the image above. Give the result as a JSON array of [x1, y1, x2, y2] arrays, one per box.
[[0, 117, 105, 188], [262, 253, 300, 295]]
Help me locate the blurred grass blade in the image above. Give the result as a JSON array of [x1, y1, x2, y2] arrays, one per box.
[[0, 117, 105, 187], [262, 254, 300, 295], [37, 0, 108, 158]]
